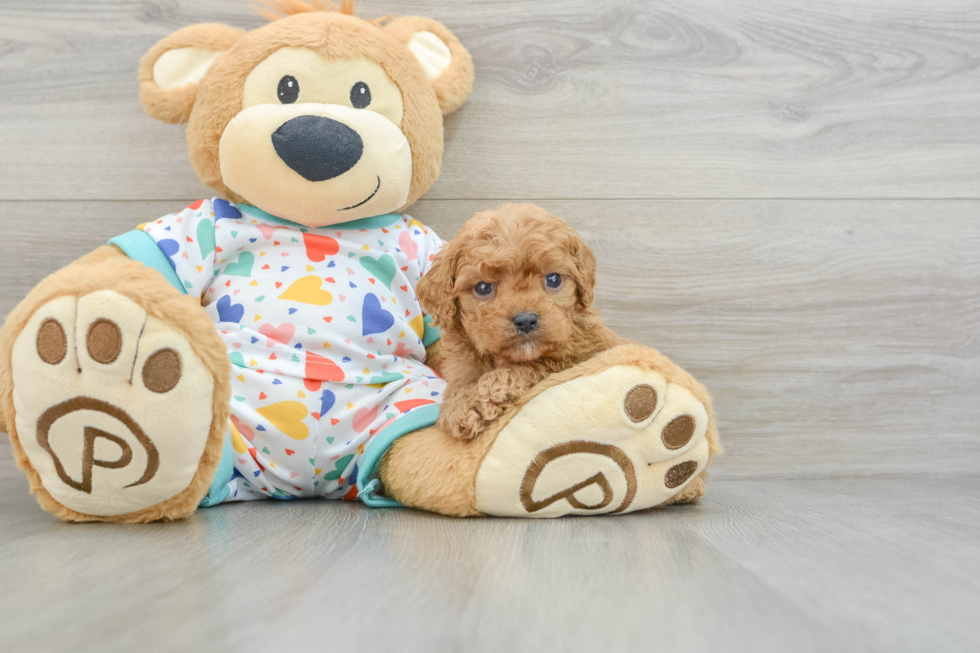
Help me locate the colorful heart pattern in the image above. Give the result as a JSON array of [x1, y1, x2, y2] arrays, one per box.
[[140, 198, 448, 503]]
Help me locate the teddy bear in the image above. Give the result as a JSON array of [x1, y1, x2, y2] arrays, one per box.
[[0, 0, 720, 522]]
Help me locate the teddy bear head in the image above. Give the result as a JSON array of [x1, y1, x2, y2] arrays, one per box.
[[138, 0, 473, 227]]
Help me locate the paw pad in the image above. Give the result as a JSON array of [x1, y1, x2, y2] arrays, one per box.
[[623, 384, 658, 423], [86, 318, 123, 364], [143, 349, 182, 394], [36, 318, 67, 365], [662, 415, 696, 450], [664, 461, 698, 488]]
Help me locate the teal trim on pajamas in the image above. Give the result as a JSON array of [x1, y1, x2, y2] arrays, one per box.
[[108, 230, 186, 295], [357, 403, 441, 508], [421, 314, 440, 347], [199, 433, 235, 508], [236, 203, 403, 231]]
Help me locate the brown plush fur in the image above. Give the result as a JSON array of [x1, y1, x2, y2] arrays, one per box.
[[137, 6, 473, 214], [0, 247, 232, 523], [379, 343, 723, 516], [416, 204, 626, 440]]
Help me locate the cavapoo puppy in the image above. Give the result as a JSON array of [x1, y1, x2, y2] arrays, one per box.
[[417, 203, 627, 440]]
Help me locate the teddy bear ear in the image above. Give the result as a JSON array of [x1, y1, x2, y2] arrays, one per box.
[[138, 23, 245, 124], [384, 17, 474, 115]]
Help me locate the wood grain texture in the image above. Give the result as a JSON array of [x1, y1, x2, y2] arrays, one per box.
[[0, 446, 976, 653], [1, 0, 979, 200], [1, 199, 978, 478]]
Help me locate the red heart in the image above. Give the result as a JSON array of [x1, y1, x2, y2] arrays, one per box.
[[305, 352, 344, 382], [303, 232, 340, 262], [262, 264, 270, 270], [311, 412, 320, 420], [326, 277, 336, 283], [323, 317, 333, 323], [330, 418, 340, 425], [399, 285, 408, 292], [189, 199, 205, 210], [275, 282, 282, 289], [259, 392, 267, 400], [285, 449, 295, 456]]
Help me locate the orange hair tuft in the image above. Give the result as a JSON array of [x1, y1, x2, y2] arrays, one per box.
[[255, 0, 356, 21]]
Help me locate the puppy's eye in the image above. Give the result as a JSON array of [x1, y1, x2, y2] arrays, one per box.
[[545, 273, 563, 289], [350, 82, 371, 109], [474, 282, 494, 297], [278, 75, 299, 104]]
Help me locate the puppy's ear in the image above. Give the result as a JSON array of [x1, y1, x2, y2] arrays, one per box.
[[384, 16, 474, 115], [417, 240, 461, 330], [138, 24, 245, 124], [569, 234, 597, 309]]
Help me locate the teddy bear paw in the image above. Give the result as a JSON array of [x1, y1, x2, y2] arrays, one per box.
[[10, 291, 216, 518], [475, 363, 711, 517]]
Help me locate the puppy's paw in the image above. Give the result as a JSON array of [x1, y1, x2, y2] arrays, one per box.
[[438, 405, 486, 441]]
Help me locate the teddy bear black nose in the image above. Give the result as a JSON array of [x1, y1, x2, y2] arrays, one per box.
[[512, 312, 539, 335], [271, 115, 364, 182]]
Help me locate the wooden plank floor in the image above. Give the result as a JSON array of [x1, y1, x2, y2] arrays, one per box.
[[1, 1, 978, 651], [1, 443, 978, 653]]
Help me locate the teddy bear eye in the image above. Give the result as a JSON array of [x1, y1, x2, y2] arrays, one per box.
[[278, 75, 299, 104], [545, 273, 563, 289], [350, 81, 371, 109], [474, 281, 494, 297]]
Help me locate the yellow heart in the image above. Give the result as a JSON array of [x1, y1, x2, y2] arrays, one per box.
[[260, 252, 267, 257], [297, 390, 306, 398], [250, 359, 257, 366], [196, 265, 203, 273], [256, 401, 309, 440], [398, 331, 405, 338], [315, 468, 322, 476], [236, 375, 245, 382], [231, 423, 248, 453], [279, 276, 333, 305], [306, 265, 314, 271], [405, 388, 412, 394], [347, 402, 354, 410], [254, 315, 261, 323], [362, 245, 370, 250], [409, 315, 425, 339], [250, 280, 258, 286]]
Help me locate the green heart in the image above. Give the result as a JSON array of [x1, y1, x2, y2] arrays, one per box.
[[229, 352, 245, 368], [359, 254, 397, 289], [324, 454, 354, 481], [369, 372, 403, 385], [224, 251, 254, 277], [255, 295, 265, 302], [326, 436, 334, 444], [197, 220, 215, 258]]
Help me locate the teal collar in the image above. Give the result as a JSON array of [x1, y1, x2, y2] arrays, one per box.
[[235, 203, 402, 231]]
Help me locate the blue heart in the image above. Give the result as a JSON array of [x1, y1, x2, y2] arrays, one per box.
[[327, 260, 336, 268], [361, 293, 394, 336], [294, 343, 303, 349], [157, 239, 179, 269], [349, 282, 357, 289], [251, 336, 259, 344], [256, 425, 266, 431], [215, 295, 244, 323], [320, 389, 336, 415], [273, 379, 282, 385], [249, 238, 257, 243], [281, 266, 289, 272], [288, 308, 298, 315], [213, 199, 242, 222], [342, 357, 352, 363]]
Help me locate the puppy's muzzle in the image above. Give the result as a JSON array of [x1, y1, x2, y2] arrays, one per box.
[[272, 115, 363, 182], [513, 312, 539, 335]]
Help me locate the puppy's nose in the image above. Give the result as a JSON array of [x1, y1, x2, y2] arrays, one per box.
[[272, 115, 363, 182], [512, 312, 539, 335]]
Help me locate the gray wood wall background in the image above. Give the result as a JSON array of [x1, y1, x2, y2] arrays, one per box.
[[1, 0, 978, 479]]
